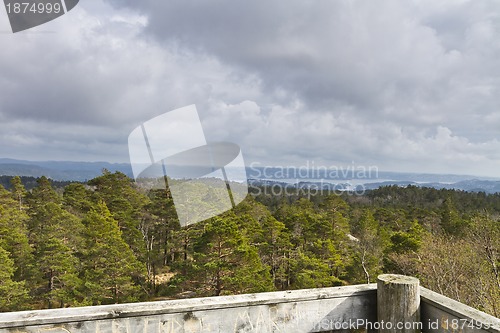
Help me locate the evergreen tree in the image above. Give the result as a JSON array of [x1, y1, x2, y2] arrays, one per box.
[[259, 214, 292, 290], [388, 219, 424, 254], [27, 177, 60, 207], [275, 198, 348, 288], [349, 209, 385, 283], [88, 171, 149, 262], [0, 246, 29, 311], [187, 215, 273, 296], [232, 197, 294, 290], [35, 236, 82, 308], [0, 185, 33, 282], [320, 194, 350, 241], [26, 178, 84, 308], [81, 201, 146, 304], [63, 183, 93, 216], [10, 176, 27, 211], [441, 197, 468, 235], [142, 188, 179, 290], [292, 247, 343, 289]]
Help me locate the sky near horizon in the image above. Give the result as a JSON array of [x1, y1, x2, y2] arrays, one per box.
[[1, 0, 500, 177]]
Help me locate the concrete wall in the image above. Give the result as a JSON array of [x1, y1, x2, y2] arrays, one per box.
[[0, 284, 377, 333]]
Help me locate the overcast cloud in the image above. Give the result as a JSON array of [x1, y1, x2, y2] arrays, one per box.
[[1, 0, 500, 177]]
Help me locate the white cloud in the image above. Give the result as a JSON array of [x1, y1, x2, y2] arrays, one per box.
[[1, 0, 500, 177]]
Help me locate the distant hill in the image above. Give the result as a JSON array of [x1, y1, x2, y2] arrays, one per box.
[[247, 168, 500, 194], [1, 158, 499, 193], [0, 158, 132, 181], [248, 178, 500, 194]]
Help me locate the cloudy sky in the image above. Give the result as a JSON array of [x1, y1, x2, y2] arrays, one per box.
[[1, 0, 500, 177]]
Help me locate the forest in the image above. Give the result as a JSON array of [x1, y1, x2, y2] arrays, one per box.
[[0, 171, 499, 317]]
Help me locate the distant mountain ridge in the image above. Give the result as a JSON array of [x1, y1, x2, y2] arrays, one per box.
[[1, 158, 500, 193], [0, 158, 132, 181]]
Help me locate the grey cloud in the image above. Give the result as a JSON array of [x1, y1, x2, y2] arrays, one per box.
[[1, 6, 234, 119], [103, 0, 500, 130], [103, 1, 449, 112], [2, 0, 500, 176]]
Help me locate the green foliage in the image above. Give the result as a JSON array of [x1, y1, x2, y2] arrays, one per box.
[[0, 176, 499, 317], [81, 201, 146, 305], [292, 250, 343, 288], [348, 209, 386, 283], [27, 176, 61, 208], [88, 171, 149, 261], [440, 197, 469, 235], [0, 247, 29, 311], [34, 236, 82, 308], [141, 188, 179, 291], [10, 176, 27, 210], [63, 183, 93, 215], [388, 219, 425, 254], [468, 214, 500, 316], [182, 215, 273, 296], [26, 179, 85, 308], [258, 213, 292, 289], [0, 186, 33, 281]]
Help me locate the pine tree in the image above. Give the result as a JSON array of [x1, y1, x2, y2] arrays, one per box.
[[349, 209, 384, 284], [81, 201, 146, 304], [292, 247, 343, 289], [88, 171, 149, 262], [35, 236, 82, 308], [0, 246, 29, 312], [10, 176, 27, 211], [259, 214, 292, 290], [320, 194, 350, 241], [441, 197, 468, 235], [188, 215, 273, 296], [388, 219, 424, 254], [0, 185, 33, 282], [142, 188, 179, 292], [26, 178, 84, 308], [63, 183, 93, 216]]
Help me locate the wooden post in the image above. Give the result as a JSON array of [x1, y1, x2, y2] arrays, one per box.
[[377, 274, 420, 333]]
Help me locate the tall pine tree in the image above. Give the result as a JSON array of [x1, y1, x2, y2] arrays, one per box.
[[81, 201, 146, 304]]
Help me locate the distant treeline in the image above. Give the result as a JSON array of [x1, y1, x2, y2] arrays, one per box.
[[0, 175, 74, 191], [0, 172, 498, 317]]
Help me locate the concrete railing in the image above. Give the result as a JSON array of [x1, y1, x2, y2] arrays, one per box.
[[0, 274, 498, 333], [420, 287, 500, 333]]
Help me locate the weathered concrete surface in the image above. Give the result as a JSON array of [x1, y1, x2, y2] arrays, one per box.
[[3, 280, 498, 333], [421, 287, 500, 333], [0, 284, 377, 333]]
